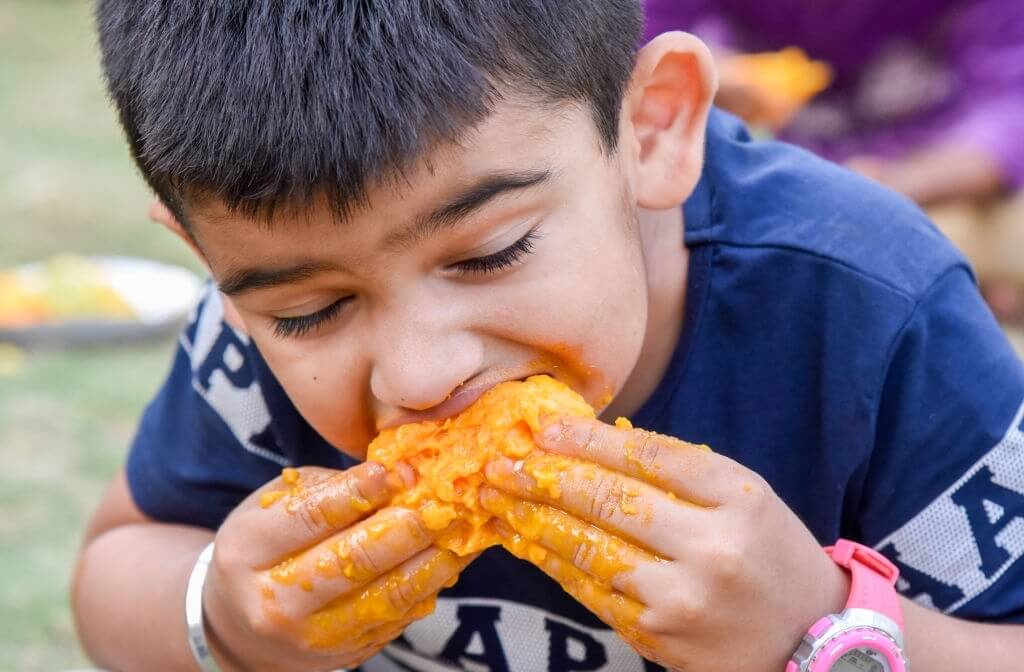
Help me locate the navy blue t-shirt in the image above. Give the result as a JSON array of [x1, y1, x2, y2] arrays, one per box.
[[127, 111, 1024, 671]]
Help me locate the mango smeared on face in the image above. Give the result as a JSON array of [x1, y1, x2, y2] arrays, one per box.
[[367, 375, 595, 556]]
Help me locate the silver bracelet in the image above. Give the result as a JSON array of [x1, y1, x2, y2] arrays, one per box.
[[185, 541, 224, 672]]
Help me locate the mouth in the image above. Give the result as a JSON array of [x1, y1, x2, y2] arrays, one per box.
[[376, 371, 553, 431]]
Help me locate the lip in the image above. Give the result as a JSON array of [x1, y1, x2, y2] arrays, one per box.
[[376, 371, 551, 431]]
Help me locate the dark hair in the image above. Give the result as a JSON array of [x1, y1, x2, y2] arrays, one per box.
[[95, 1, 644, 226]]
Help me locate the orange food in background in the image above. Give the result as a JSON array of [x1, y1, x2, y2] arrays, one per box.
[[720, 47, 832, 128], [367, 374, 595, 556], [0, 255, 136, 327]]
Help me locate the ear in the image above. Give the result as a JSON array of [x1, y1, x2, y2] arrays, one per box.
[[149, 197, 209, 267], [148, 197, 250, 333], [624, 31, 717, 210]]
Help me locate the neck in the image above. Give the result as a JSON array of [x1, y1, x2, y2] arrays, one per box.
[[601, 205, 689, 421]]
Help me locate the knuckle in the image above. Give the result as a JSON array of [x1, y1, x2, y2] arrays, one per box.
[[294, 500, 326, 537], [212, 538, 246, 579], [316, 544, 349, 579], [587, 472, 621, 523], [351, 462, 387, 498], [672, 590, 707, 626], [632, 430, 663, 472], [348, 540, 383, 577], [396, 507, 431, 544], [709, 542, 744, 583], [384, 575, 419, 613], [644, 588, 703, 633], [578, 422, 605, 457], [245, 606, 278, 638], [571, 541, 598, 573]]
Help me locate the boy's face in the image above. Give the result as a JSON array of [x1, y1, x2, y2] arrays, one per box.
[[187, 102, 652, 457]]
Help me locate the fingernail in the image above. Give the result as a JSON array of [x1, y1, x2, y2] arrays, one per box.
[[388, 462, 417, 490], [492, 518, 514, 537], [484, 457, 512, 481], [542, 420, 564, 444]]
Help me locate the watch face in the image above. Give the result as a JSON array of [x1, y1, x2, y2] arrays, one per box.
[[831, 648, 891, 672]]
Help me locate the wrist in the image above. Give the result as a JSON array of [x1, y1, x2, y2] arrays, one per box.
[[786, 541, 908, 672], [194, 557, 252, 672], [204, 620, 247, 672], [774, 555, 850, 670], [186, 542, 249, 672]]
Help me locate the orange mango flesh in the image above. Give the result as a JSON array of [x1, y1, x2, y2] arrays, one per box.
[[262, 375, 655, 648], [366, 374, 596, 556], [368, 375, 645, 642]]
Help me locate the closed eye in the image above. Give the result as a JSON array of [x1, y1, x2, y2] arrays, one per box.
[[271, 296, 352, 338], [448, 229, 539, 275]]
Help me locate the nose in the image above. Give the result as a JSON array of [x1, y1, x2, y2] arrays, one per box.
[[369, 308, 484, 413]]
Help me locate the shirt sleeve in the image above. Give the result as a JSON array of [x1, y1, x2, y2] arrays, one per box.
[[858, 265, 1024, 622], [126, 289, 291, 530]]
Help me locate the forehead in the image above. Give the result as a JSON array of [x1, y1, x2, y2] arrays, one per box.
[[187, 99, 605, 247]]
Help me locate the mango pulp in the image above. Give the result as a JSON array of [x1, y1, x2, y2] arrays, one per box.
[[367, 375, 595, 556]]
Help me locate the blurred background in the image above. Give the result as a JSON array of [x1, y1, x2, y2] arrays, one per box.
[[1, 1, 201, 669], [0, 0, 1021, 670]]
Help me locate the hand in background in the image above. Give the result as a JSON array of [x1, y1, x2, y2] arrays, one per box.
[[847, 144, 1006, 207]]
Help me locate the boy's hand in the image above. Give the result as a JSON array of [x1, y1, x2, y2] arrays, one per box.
[[203, 463, 474, 672], [481, 418, 850, 672]]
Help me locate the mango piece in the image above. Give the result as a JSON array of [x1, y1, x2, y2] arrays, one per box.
[[367, 375, 595, 556]]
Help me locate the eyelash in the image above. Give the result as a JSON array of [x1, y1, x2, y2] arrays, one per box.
[[448, 228, 539, 275], [270, 229, 540, 339], [272, 297, 351, 339]]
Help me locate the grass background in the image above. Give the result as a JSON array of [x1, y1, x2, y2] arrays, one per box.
[[2, 1, 1022, 670], [1, 1, 200, 669]]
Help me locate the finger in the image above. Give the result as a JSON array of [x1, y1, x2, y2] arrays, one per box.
[[484, 455, 696, 558], [499, 529, 646, 643], [300, 547, 475, 649], [235, 462, 411, 566], [536, 417, 738, 505], [262, 505, 437, 617], [349, 602, 433, 649], [481, 487, 655, 598]]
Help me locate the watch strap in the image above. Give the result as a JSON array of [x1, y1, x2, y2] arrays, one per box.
[[825, 539, 904, 629]]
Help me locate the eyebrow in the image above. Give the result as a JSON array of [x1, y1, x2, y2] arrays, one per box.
[[218, 259, 342, 296], [385, 168, 551, 249], [217, 169, 551, 296]]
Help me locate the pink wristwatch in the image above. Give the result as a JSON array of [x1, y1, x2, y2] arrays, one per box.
[[786, 539, 909, 672]]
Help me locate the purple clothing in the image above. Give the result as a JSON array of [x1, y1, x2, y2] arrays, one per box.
[[645, 0, 1024, 187]]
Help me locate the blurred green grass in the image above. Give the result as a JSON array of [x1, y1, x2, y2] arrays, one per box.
[[1, 1, 201, 669]]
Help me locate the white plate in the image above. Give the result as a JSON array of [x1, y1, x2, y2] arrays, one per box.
[[0, 256, 203, 348]]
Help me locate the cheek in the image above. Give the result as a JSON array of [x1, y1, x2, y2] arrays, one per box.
[[249, 334, 375, 458], [479, 219, 649, 405], [559, 242, 649, 398]]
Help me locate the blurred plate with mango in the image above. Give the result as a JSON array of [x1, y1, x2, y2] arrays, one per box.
[[0, 255, 201, 347]]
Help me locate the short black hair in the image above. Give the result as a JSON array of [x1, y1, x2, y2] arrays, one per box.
[[95, 1, 644, 225]]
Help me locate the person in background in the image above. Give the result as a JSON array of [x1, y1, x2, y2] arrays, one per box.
[[646, 0, 1024, 319]]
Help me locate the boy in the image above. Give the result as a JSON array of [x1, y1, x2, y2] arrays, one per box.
[[75, 1, 1024, 671]]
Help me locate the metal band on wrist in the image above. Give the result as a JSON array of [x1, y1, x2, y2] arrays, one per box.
[[185, 541, 224, 672]]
